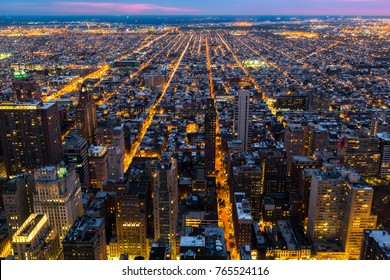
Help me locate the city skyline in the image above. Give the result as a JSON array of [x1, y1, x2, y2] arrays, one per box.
[[0, 11, 389, 261], [0, 0, 390, 16]]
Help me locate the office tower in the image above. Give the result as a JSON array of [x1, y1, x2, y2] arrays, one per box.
[[233, 90, 252, 152], [308, 168, 377, 259], [377, 132, 390, 176], [340, 174, 377, 260], [76, 84, 97, 145], [12, 77, 42, 101], [63, 215, 107, 260], [338, 134, 381, 177], [261, 150, 287, 194], [116, 183, 148, 259], [232, 165, 262, 220], [33, 165, 83, 242], [284, 124, 304, 175], [2, 174, 34, 236], [96, 122, 125, 155], [307, 170, 345, 240], [88, 145, 108, 189], [107, 146, 124, 181], [152, 157, 178, 259], [360, 229, 390, 260], [204, 98, 216, 176], [232, 192, 253, 251], [63, 132, 90, 188], [284, 124, 304, 158], [12, 214, 60, 260], [0, 101, 62, 177], [303, 124, 329, 157]]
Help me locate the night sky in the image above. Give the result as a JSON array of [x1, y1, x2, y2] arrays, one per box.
[[0, 0, 389, 16]]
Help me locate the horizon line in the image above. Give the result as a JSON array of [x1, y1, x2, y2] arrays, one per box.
[[1, 14, 390, 17]]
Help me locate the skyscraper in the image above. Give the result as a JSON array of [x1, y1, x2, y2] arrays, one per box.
[[340, 174, 377, 260], [0, 101, 62, 177], [233, 90, 252, 152], [76, 84, 97, 145], [88, 145, 108, 190], [308, 168, 377, 259], [33, 165, 83, 242], [63, 132, 90, 188], [152, 156, 178, 259], [204, 98, 216, 176], [2, 174, 34, 236], [116, 183, 148, 259], [307, 170, 344, 240]]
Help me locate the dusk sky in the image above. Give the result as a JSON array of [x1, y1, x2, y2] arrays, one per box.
[[0, 0, 389, 16]]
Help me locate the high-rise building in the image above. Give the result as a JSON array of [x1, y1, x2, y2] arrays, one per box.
[[12, 213, 60, 260], [360, 229, 390, 260], [2, 174, 34, 236], [284, 124, 304, 175], [107, 146, 124, 181], [33, 165, 83, 242], [340, 174, 377, 260], [232, 192, 253, 251], [116, 183, 148, 259], [308, 168, 377, 259], [76, 84, 97, 145], [88, 145, 108, 190], [233, 90, 252, 152], [62, 215, 107, 260], [63, 132, 90, 188], [338, 134, 381, 177], [204, 98, 216, 176], [152, 156, 178, 259], [260, 150, 287, 194], [0, 101, 62, 177], [303, 124, 328, 157], [307, 170, 346, 240], [377, 132, 390, 176], [232, 165, 262, 220], [96, 122, 125, 155]]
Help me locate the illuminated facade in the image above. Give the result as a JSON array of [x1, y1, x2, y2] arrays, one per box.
[[153, 156, 178, 259], [116, 183, 148, 259], [308, 168, 377, 259], [340, 177, 377, 260], [76, 84, 97, 145], [307, 170, 344, 240], [88, 145, 108, 189], [338, 134, 381, 177], [233, 90, 252, 152], [33, 165, 83, 242], [0, 101, 62, 176], [12, 214, 60, 260]]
